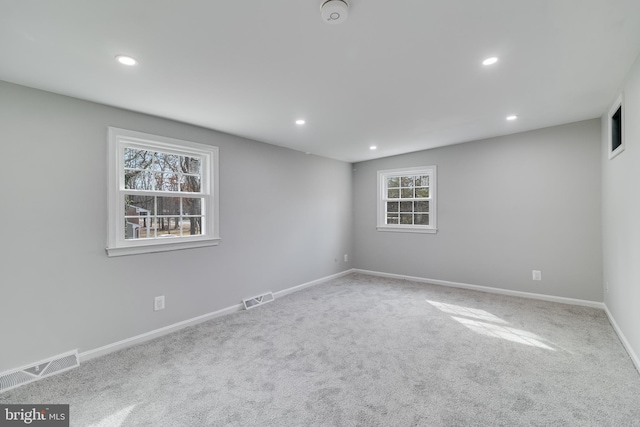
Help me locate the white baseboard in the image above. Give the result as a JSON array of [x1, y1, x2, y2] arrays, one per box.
[[79, 304, 243, 362], [603, 304, 640, 374], [353, 269, 605, 309], [273, 269, 354, 299], [75, 269, 630, 369], [80, 269, 353, 363]]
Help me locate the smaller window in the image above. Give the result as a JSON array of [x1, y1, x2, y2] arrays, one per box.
[[107, 128, 220, 257], [377, 166, 437, 233], [608, 94, 625, 159]]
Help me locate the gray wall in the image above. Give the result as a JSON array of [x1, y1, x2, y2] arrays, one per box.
[[602, 53, 640, 364], [353, 120, 603, 301], [0, 81, 353, 372], [0, 77, 620, 374]]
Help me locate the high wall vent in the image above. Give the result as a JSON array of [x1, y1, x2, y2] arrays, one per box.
[[0, 350, 79, 393], [243, 292, 274, 310]]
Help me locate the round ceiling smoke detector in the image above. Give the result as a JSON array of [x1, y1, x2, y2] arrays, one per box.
[[321, 0, 349, 25]]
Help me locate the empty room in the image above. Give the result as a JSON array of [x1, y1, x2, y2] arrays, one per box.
[[1, 1, 640, 426]]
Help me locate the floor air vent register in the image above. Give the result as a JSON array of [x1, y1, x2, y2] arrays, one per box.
[[0, 350, 79, 393], [242, 292, 274, 310]]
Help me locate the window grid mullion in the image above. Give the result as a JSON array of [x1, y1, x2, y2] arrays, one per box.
[[122, 189, 204, 197], [153, 196, 158, 238], [179, 197, 183, 237]]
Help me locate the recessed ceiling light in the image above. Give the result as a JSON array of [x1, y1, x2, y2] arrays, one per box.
[[369, 145, 377, 150], [116, 55, 137, 66], [506, 115, 518, 121], [482, 57, 498, 66], [295, 119, 306, 125]]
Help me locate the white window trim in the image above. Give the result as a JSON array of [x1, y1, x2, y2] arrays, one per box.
[[377, 166, 437, 234], [608, 93, 625, 160], [106, 127, 220, 257]]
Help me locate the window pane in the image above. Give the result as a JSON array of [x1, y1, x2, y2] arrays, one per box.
[[182, 198, 203, 215], [414, 214, 429, 225], [124, 196, 154, 239], [386, 214, 399, 224], [415, 175, 429, 187], [400, 201, 413, 212], [401, 188, 414, 198], [400, 214, 413, 224], [387, 201, 399, 213], [136, 222, 153, 239], [124, 148, 153, 169], [180, 175, 201, 192], [154, 172, 179, 191], [125, 170, 154, 190], [387, 177, 400, 188], [415, 188, 429, 198], [415, 201, 429, 212], [155, 152, 180, 172], [400, 176, 413, 188], [124, 220, 143, 240], [125, 195, 156, 215], [157, 197, 181, 216], [154, 217, 180, 237], [181, 217, 203, 236], [388, 188, 400, 199], [182, 156, 202, 174], [612, 106, 623, 152]]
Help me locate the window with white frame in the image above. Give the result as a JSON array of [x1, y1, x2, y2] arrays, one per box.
[[107, 127, 220, 257], [608, 93, 625, 159], [377, 166, 437, 233]]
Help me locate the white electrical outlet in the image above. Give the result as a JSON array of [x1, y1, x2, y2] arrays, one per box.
[[154, 295, 165, 311], [532, 270, 542, 281], [344, 254, 348, 262]]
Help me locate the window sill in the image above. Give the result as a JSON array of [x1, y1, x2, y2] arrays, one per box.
[[106, 237, 220, 257], [376, 226, 437, 234]]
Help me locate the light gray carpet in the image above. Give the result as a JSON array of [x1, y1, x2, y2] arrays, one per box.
[[2, 273, 640, 426]]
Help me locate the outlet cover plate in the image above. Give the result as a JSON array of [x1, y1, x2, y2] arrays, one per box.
[[154, 296, 165, 311]]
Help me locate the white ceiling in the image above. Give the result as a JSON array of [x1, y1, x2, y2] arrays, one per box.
[[2, 0, 640, 162]]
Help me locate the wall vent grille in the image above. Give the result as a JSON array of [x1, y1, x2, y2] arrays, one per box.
[[0, 350, 79, 394], [243, 292, 274, 310]]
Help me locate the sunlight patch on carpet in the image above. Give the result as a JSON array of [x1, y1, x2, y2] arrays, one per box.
[[427, 300, 554, 350], [426, 300, 508, 324], [451, 316, 555, 350], [87, 404, 136, 427]]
